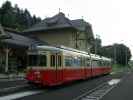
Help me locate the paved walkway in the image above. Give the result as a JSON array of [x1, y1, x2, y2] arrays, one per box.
[[0, 73, 25, 79], [101, 71, 133, 100]]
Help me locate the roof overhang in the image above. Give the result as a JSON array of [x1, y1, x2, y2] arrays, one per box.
[[23, 27, 77, 34]]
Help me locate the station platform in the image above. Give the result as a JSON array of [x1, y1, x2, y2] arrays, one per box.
[[0, 73, 25, 80]]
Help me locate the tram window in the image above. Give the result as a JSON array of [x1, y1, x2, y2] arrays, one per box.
[[50, 55, 55, 67], [87, 60, 91, 66], [58, 55, 62, 67], [39, 55, 47, 67], [92, 60, 98, 67], [65, 56, 72, 67], [101, 61, 104, 66], [87, 58, 91, 67], [91, 61, 94, 67], [98, 61, 102, 66], [72, 57, 81, 67], [105, 61, 108, 66], [109, 62, 111, 66], [106, 61, 110, 66], [106, 62, 108, 66], [81, 57, 86, 66], [80, 57, 83, 66], [85, 58, 88, 66], [103, 61, 107, 66], [28, 55, 38, 66]]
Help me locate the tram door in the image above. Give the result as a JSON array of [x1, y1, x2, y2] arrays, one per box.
[[51, 53, 63, 84], [55, 53, 63, 83]]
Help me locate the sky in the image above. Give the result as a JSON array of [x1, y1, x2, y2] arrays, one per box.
[[0, 0, 133, 58]]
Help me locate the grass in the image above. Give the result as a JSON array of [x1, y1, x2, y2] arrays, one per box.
[[112, 64, 131, 74]]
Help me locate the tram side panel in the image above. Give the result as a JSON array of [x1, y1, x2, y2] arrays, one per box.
[[91, 60, 100, 77], [91, 60, 112, 77], [84, 57, 92, 79], [101, 61, 112, 75], [42, 69, 57, 86], [27, 69, 64, 86], [84, 67, 92, 79], [63, 55, 85, 82]]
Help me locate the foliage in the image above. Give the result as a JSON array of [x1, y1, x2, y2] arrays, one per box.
[[0, 1, 41, 31], [100, 44, 131, 65], [91, 37, 132, 66], [91, 38, 102, 54], [111, 64, 130, 73]]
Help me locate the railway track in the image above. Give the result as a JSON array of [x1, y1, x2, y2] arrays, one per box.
[[73, 79, 120, 100]]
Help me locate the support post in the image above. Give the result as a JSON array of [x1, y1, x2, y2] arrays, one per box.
[[5, 48, 9, 73]]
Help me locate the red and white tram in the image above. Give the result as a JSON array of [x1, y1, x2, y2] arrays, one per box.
[[26, 46, 112, 86]]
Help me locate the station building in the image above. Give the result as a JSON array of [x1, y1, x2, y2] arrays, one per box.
[[23, 12, 94, 52]]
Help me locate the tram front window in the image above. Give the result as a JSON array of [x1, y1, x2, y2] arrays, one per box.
[[28, 55, 38, 66], [38, 55, 47, 67], [28, 55, 47, 67]]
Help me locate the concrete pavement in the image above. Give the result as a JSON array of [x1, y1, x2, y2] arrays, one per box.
[[0, 73, 25, 78], [101, 71, 133, 100]]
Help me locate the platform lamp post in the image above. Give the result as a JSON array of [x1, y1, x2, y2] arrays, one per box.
[[125, 45, 128, 65], [113, 44, 117, 64], [88, 45, 92, 54], [88, 45, 92, 66], [95, 34, 100, 56]]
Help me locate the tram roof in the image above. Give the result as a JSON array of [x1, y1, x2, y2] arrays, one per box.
[[90, 54, 111, 61], [37, 45, 88, 54], [36, 45, 111, 61]]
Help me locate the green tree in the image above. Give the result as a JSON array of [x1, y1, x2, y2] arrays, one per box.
[[101, 44, 131, 65], [0, 1, 42, 30], [0, 1, 14, 27]]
